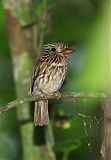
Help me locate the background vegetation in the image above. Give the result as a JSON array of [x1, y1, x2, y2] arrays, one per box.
[[0, 0, 109, 160]]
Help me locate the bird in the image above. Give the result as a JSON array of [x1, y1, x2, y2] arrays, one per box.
[[30, 42, 74, 126]]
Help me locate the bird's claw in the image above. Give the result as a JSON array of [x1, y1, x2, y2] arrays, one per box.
[[54, 91, 62, 99]]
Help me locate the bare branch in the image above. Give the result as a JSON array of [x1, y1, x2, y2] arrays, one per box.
[[0, 92, 107, 113]]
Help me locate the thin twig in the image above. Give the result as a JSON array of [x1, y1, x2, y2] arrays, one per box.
[[0, 92, 108, 113], [21, 19, 47, 29]]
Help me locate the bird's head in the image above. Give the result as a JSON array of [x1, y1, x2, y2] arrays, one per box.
[[42, 42, 74, 56]]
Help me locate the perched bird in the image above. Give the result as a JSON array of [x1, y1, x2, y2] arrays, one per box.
[[30, 42, 74, 126]]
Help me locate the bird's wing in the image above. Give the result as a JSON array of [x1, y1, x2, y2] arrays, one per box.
[[30, 58, 42, 95]]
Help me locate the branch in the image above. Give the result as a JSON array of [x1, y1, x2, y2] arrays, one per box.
[[0, 92, 108, 113]]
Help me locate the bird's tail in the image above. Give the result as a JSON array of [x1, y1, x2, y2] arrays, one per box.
[[34, 100, 49, 126]]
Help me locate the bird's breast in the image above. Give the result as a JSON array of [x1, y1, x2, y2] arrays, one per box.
[[37, 63, 67, 94]]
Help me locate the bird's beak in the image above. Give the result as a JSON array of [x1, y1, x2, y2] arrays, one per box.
[[63, 48, 75, 54]]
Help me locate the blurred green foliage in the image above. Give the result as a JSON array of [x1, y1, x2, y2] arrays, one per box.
[[0, 2, 21, 160], [74, 3, 109, 92], [0, 0, 108, 160]]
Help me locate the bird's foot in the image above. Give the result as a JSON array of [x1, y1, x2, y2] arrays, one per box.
[[54, 91, 62, 99]]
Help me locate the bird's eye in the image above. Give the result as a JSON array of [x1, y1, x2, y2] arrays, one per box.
[[51, 47, 56, 52]]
